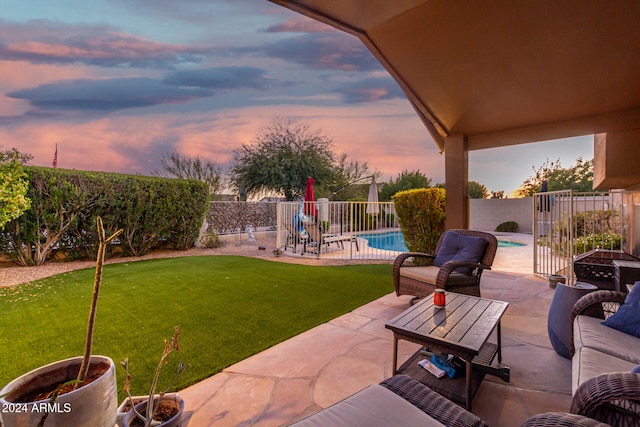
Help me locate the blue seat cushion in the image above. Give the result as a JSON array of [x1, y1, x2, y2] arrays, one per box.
[[602, 281, 640, 338], [433, 232, 488, 275]]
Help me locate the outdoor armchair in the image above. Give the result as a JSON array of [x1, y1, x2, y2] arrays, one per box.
[[291, 374, 488, 427], [393, 229, 498, 299], [521, 412, 612, 426]]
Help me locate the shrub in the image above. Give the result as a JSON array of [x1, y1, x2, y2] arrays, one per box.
[[0, 167, 209, 265], [393, 188, 446, 254], [573, 233, 621, 253], [200, 231, 222, 248], [495, 221, 518, 232]]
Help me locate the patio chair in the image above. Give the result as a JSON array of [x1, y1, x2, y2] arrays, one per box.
[[393, 229, 498, 299], [521, 412, 612, 426], [283, 221, 307, 254], [302, 220, 359, 258], [291, 374, 488, 427]]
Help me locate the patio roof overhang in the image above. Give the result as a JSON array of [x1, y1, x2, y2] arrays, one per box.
[[268, 0, 640, 226]]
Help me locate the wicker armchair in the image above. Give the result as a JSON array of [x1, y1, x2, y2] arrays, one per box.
[[521, 412, 612, 426], [392, 229, 498, 299], [380, 374, 488, 427], [569, 290, 640, 427]]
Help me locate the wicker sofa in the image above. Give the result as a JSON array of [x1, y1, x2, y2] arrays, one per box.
[[570, 285, 640, 426]]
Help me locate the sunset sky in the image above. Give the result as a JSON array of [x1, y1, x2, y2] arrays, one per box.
[[1, 0, 593, 195]]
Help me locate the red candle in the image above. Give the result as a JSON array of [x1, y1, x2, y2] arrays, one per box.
[[434, 289, 446, 307]]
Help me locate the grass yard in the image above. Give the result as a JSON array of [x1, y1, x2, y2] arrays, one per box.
[[0, 256, 392, 400]]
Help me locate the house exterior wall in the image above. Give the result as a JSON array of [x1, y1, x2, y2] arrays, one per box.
[[470, 197, 533, 233]]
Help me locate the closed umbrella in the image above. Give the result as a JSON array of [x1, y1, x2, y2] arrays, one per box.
[[304, 177, 317, 218], [366, 176, 380, 215]]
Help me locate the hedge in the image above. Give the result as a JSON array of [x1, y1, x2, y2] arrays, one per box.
[[0, 167, 209, 265], [393, 188, 446, 255]]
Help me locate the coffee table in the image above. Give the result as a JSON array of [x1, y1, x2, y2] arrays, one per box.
[[385, 292, 510, 410]]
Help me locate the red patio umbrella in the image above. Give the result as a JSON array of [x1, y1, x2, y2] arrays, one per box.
[[304, 177, 317, 217]]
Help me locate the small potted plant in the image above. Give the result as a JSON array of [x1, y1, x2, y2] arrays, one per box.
[[120, 326, 187, 427], [0, 217, 123, 427]]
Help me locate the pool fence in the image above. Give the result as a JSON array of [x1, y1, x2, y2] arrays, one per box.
[[277, 200, 401, 260]]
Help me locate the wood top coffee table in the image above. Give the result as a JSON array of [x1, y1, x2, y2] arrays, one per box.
[[385, 292, 510, 410]]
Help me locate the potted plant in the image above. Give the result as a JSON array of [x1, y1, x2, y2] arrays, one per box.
[[0, 217, 122, 427], [120, 326, 187, 427]]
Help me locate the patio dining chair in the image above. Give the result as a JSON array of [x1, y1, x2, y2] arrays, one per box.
[[393, 229, 498, 300], [302, 220, 359, 258]]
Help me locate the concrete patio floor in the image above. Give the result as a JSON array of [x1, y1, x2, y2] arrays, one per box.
[[180, 235, 573, 426]]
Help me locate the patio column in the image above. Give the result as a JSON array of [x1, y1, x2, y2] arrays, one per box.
[[444, 133, 469, 230]]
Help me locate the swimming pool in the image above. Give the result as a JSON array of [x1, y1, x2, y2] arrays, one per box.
[[358, 230, 526, 252]]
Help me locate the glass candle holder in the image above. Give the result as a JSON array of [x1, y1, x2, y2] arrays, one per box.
[[434, 289, 446, 307]]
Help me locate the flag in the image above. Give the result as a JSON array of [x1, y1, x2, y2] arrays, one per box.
[[52, 144, 57, 168]]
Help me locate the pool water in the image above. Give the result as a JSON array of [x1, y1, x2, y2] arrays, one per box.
[[359, 231, 526, 252]]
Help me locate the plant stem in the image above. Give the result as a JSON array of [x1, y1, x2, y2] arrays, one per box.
[[75, 217, 122, 387]]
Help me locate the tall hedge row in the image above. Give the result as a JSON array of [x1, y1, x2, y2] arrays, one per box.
[[0, 167, 209, 265], [393, 188, 446, 254]]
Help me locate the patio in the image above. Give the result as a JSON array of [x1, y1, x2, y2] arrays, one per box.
[[179, 235, 574, 426]]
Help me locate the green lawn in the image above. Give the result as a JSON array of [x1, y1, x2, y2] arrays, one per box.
[[0, 256, 392, 399]]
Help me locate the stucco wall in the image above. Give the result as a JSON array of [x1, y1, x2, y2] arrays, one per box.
[[469, 197, 533, 233]]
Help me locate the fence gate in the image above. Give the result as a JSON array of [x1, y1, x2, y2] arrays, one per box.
[[533, 190, 626, 284], [533, 190, 574, 283]]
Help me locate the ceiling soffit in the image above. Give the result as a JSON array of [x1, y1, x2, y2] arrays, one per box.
[[270, 1, 640, 151]]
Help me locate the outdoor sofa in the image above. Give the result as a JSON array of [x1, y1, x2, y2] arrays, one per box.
[[570, 282, 640, 426], [290, 374, 609, 426]]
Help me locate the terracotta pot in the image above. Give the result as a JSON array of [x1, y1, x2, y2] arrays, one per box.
[[0, 355, 118, 427], [548, 274, 566, 289], [122, 394, 184, 427]]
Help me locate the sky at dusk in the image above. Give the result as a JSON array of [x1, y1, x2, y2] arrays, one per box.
[[1, 0, 594, 195]]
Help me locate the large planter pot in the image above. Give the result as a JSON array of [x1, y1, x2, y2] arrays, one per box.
[[122, 394, 184, 427], [0, 355, 117, 427], [547, 282, 598, 359]]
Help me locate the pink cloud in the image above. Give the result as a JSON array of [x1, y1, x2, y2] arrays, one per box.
[[263, 17, 333, 33], [1, 99, 443, 183]]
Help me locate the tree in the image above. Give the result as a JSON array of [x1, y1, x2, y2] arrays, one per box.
[[514, 157, 594, 197], [379, 170, 432, 201], [0, 148, 32, 229], [432, 180, 489, 199], [468, 181, 489, 199], [156, 152, 222, 197], [323, 153, 380, 200], [491, 190, 505, 199], [231, 117, 335, 201]]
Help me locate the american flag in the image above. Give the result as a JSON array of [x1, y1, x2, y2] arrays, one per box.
[[52, 144, 57, 168]]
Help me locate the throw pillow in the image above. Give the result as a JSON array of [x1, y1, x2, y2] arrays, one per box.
[[433, 232, 489, 275], [602, 283, 640, 338]]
